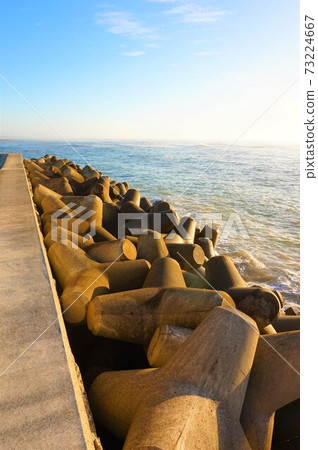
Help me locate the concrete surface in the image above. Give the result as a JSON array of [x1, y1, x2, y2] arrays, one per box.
[[0, 154, 99, 449]]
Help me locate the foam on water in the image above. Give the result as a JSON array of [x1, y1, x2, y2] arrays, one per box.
[[0, 140, 299, 305]]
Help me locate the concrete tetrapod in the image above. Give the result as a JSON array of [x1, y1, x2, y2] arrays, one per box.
[[150, 200, 174, 212], [40, 197, 70, 226], [124, 188, 140, 205], [87, 287, 234, 345], [24, 159, 45, 173], [205, 256, 282, 329], [165, 242, 205, 270], [182, 270, 208, 289], [48, 241, 110, 325], [146, 324, 293, 367], [227, 288, 282, 330], [146, 325, 300, 447], [69, 175, 99, 196], [125, 210, 179, 235], [60, 194, 103, 227], [93, 226, 117, 242], [110, 184, 122, 201], [80, 165, 98, 179], [40, 193, 104, 234], [48, 242, 150, 324], [46, 165, 63, 178], [41, 209, 98, 236], [115, 182, 127, 197], [120, 200, 144, 214], [195, 237, 215, 259], [137, 231, 169, 263], [44, 226, 94, 249], [178, 216, 197, 243], [143, 257, 186, 288], [33, 184, 62, 208], [31, 175, 73, 195], [140, 196, 152, 212], [61, 165, 86, 184], [29, 169, 49, 185], [163, 231, 185, 244], [199, 223, 220, 250], [205, 255, 284, 307], [125, 235, 138, 247], [205, 254, 249, 289], [102, 202, 120, 236], [147, 324, 192, 367], [86, 239, 137, 262], [261, 324, 277, 335], [241, 331, 300, 450], [88, 307, 259, 449], [41, 192, 116, 240], [272, 315, 300, 332], [42, 216, 94, 236], [41, 195, 68, 215], [91, 183, 111, 204], [101, 259, 150, 293]]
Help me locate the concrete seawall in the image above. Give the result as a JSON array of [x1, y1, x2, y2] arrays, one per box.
[[0, 154, 99, 449]]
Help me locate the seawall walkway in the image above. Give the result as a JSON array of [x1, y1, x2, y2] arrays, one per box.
[[0, 154, 98, 449]]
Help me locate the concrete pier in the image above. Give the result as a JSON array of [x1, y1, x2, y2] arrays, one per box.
[[0, 154, 99, 449]]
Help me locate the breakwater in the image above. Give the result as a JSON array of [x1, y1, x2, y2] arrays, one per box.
[[0, 141, 300, 305], [23, 153, 300, 449]]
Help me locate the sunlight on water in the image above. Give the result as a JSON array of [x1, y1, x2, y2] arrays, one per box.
[[0, 140, 299, 304]]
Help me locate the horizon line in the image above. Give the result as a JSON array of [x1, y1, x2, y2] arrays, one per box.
[[0, 137, 299, 147]]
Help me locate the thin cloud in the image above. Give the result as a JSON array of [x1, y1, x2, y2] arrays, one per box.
[[96, 10, 158, 39], [146, 42, 160, 48], [121, 51, 146, 56], [166, 3, 229, 24]]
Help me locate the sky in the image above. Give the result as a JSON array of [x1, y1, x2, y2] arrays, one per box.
[[0, 0, 299, 143]]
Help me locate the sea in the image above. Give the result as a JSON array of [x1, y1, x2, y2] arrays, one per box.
[[0, 140, 300, 306]]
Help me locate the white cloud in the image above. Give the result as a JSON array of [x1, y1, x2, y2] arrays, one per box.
[[146, 42, 160, 48], [166, 3, 229, 24], [96, 11, 158, 39], [121, 51, 145, 56]]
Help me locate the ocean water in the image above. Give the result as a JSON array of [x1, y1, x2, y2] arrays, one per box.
[[0, 140, 300, 305]]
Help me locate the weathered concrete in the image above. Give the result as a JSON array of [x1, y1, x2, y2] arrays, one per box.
[[205, 256, 282, 329], [241, 331, 300, 449], [48, 241, 111, 325], [143, 257, 186, 288], [166, 242, 205, 270], [86, 239, 137, 263], [47, 242, 150, 323], [272, 314, 300, 332], [0, 154, 99, 449], [89, 307, 259, 449], [87, 287, 234, 345], [137, 232, 169, 263], [147, 324, 192, 367]]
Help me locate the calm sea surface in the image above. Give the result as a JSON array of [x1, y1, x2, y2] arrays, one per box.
[[0, 140, 300, 305]]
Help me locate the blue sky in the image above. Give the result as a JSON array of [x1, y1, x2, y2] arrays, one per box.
[[1, 0, 299, 142]]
